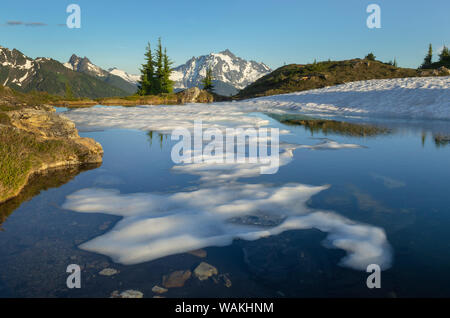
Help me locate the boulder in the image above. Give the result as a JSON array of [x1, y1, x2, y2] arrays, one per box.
[[194, 262, 218, 281], [162, 270, 192, 288], [152, 285, 168, 294], [188, 249, 207, 258], [110, 290, 143, 298], [176, 87, 214, 104], [99, 268, 119, 276], [438, 66, 450, 75]]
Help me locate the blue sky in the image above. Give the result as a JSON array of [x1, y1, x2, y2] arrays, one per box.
[[1, 0, 449, 74]]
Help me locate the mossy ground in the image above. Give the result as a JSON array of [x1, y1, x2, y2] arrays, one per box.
[[0, 125, 87, 202]]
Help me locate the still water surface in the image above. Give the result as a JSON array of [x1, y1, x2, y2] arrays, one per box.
[[1, 107, 449, 297]]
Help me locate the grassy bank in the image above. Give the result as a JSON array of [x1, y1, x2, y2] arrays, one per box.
[[0, 85, 103, 204], [51, 88, 229, 108]]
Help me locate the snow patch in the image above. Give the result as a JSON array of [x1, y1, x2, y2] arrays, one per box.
[[108, 67, 140, 84]]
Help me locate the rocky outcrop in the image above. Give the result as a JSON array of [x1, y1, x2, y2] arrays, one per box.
[[176, 87, 214, 104], [419, 66, 450, 76], [0, 106, 103, 204], [7, 108, 103, 167]]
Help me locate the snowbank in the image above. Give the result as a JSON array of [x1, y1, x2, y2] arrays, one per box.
[[245, 76, 450, 120]]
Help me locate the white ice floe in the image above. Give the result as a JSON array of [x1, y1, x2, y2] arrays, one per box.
[[63, 183, 391, 270]]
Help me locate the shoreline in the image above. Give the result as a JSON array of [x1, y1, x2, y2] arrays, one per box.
[[0, 160, 102, 205], [51, 87, 231, 108], [0, 107, 104, 204]]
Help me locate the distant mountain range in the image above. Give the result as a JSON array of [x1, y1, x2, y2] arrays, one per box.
[[0, 45, 271, 98], [62, 50, 272, 97], [171, 49, 271, 96], [63, 54, 138, 94], [0, 46, 129, 98]]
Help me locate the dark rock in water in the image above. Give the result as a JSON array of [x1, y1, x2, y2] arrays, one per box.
[[162, 270, 192, 288]]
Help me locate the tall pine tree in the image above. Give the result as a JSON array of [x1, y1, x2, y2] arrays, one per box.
[[162, 48, 174, 93], [201, 67, 214, 92], [154, 37, 164, 94], [439, 45, 449, 62], [138, 38, 174, 95], [421, 44, 433, 69], [137, 42, 155, 95]]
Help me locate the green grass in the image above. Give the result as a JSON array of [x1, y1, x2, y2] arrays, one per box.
[[0, 124, 85, 202], [0, 85, 65, 110]]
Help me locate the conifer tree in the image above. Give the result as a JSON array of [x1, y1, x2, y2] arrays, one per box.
[[162, 48, 174, 93], [154, 37, 164, 94], [138, 38, 174, 95], [201, 67, 214, 92], [421, 44, 433, 69], [365, 52, 376, 61], [138, 42, 155, 95], [439, 45, 449, 62]]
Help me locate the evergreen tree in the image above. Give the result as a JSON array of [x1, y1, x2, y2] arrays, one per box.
[[162, 48, 174, 93], [138, 38, 174, 95], [439, 45, 449, 62], [201, 67, 214, 92], [154, 37, 164, 94], [421, 44, 433, 69], [138, 42, 155, 95], [365, 53, 376, 61], [393, 58, 398, 67]]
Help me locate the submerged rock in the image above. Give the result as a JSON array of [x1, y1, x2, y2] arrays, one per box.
[[194, 262, 218, 281], [162, 270, 192, 288], [220, 273, 232, 288], [99, 268, 119, 276], [152, 285, 168, 294], [111, 289, 143, 298], [188, 249, 207, 258]]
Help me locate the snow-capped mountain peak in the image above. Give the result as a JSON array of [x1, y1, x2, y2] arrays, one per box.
[[63, 55, 138, 94], [108, 67, 140, 85], [0, 47, 38, 87], [64, 54, 106, 77], [170, 49, 271, 96]]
